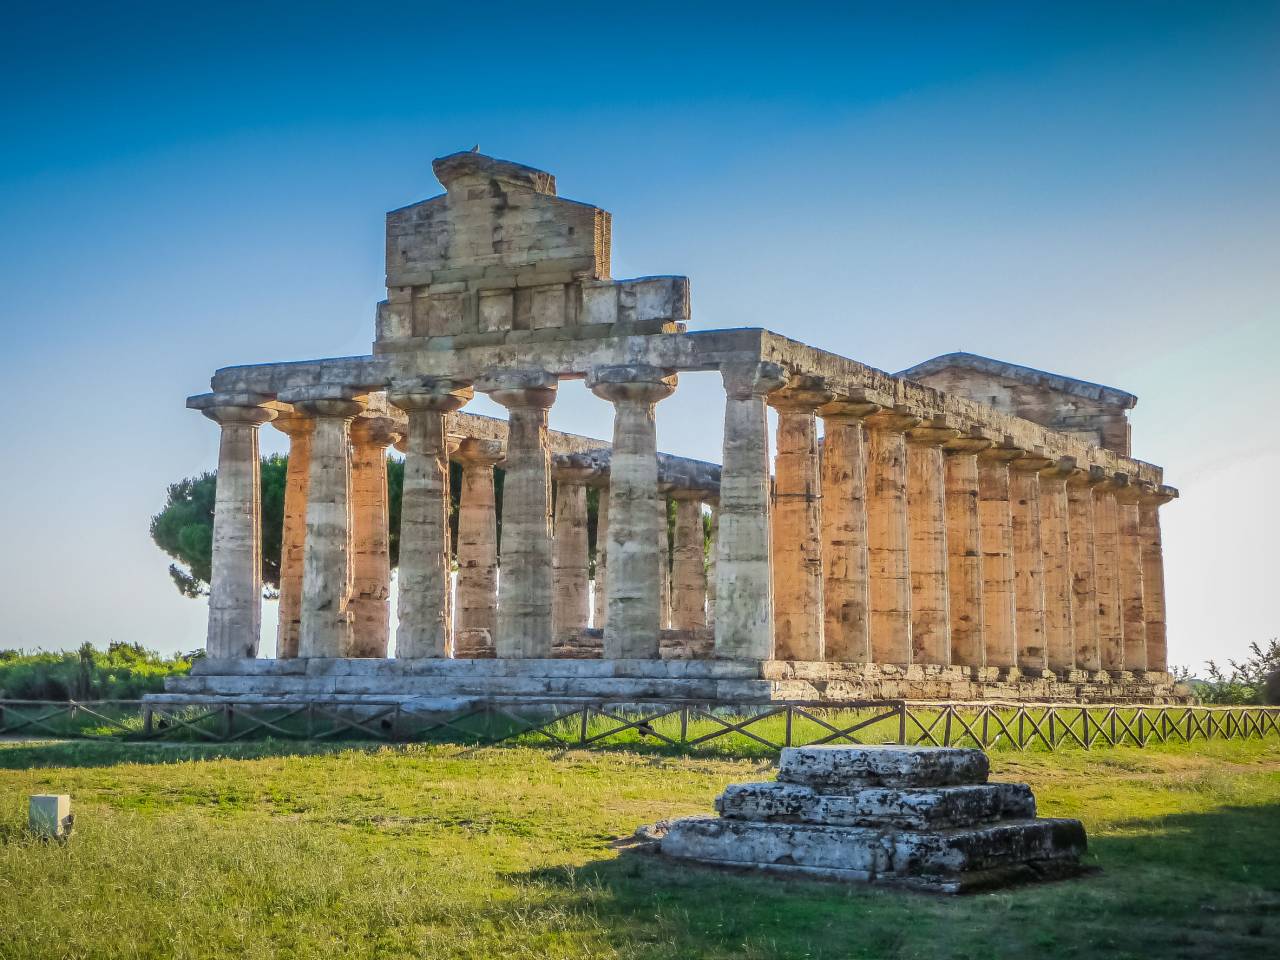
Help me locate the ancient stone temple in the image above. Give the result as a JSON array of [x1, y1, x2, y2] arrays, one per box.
[[168, 150, 1184, 706]]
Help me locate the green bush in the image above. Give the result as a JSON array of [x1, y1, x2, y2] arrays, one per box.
[[0, 643, 193, 701]]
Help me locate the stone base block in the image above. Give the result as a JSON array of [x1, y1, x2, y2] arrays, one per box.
[[778, 745, 988, 790]]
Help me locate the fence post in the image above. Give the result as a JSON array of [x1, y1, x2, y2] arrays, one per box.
[[898, 703, 907, 745], [784, 706, 793, 747], [143, 706, 154, 738], [944, 707, 953, 747], [223, 704, 233, 740]]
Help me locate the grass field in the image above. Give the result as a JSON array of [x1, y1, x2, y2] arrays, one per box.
[[1, 737, 1278, 960]]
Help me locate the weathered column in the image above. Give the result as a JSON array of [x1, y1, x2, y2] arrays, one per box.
[[551, 456, 598, 647], [453, 438, 503, 658], [714, 362, 789, 660], [941, 430, 993, 669], [592, 484, 609, 630], [1010, 453, 1052, 673], [588, 365, 676, 659], [193, 393, 275, 659], [670, 491, 709, 630], [388, 379, 472, 659], [477, 371, 558, 658], [271, 410, 312, 659], [705, 498, 718, 627], [768, 377, 833, 661], [285, 390, 365, 658], [1114, 476, 1148, 673], [1066, 469, 1102, 672], [1093, 471, 1125, 673], [905, 416, 959, 666], [818, 395, 881, 663], [976, 444, 1023, 670], [658, 487, 672, 630], [864, 406, 921, 665], [1038, 457, 1076, 674], [1139, 483, 1177, 673], [347, 416, 402, 657]]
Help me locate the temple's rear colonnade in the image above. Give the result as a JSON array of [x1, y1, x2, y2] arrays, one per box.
[[168, 152, 1186, 706]]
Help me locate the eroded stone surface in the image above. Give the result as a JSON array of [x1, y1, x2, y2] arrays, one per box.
[[777, 745, 989, 790]]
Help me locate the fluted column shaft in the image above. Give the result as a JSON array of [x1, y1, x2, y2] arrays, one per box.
[[592, 489, 609, 629], [1066, 471, 1102, 672], [589, 366, 676, 659], [865, 408, 920, 665], [705, 500, 718, 627], [294, 396, 365, 658], [714, 362, 788, 660], [658, 494, 672, 630], [906, 420, 959, 666], [272, 412, 312, 659], [202, 401, 275, 659], [977, 447, 1021, 669], [1093, 477, 1125, 672], [551, 466, 594, 646], [479, 372, 557, 658], [453, 438, 502, 658], [1039, 459, 1076, 673], [671, 493, 708, 630], [1139, 485, 1175, 673], [348, 417, 401, 657], [390, 382, 471, 658], [1115, 479, 1148, 672], [1010, 456, 1051, 672], [819, 401, 878, 663], [942, 436, 991, 668]]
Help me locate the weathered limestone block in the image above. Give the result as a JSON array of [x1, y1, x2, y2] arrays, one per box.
[[270, 410, 312, 659], [715, 362, 788, 660], [906, 416, 959, 665], [819, 396, 881, 663], [592, 488, 609, 630], [1139, 484, 1177, 673], [551, 457, 598, 647], [942, 430, 994, 668], [453, 438, 503, 658], [1066, 469, 1102, 672], [389, 380, 473, 658], [705, 499, 718, 627], [192, 394, 276, 659], [658, 489, 672, 630], [348, 416, 402, 657], [1010, 454, 1052, 672], [1092, 472, 1125, 672], [777, 745, 989, 790], [1114, 476, 1148, 673], [670, 491, 708, 630], [716, 780, 1036, 829], [588, 364, 676, 659], [864, 407, 921, 665], [477, 370, 558, 658], [1038, 458, 1076, 673], [977, 445, 1023, 669]]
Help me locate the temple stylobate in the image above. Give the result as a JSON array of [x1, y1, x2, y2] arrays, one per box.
[[168, 150, 1186, 706]]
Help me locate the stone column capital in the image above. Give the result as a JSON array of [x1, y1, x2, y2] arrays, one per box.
[[767, 375, 834, 412], [819, 397, 882, 421], [278, 386, 366, 421], [189, 392, 277, 427], [720, 361, 789, 400], [453, 437, 504, 469], [943, 425, 996, 456], [552, 452, 608, 486], [476, 369, 557, 410], [270, 409, 314, 438], [587, 364, 677, 405], [906, 414, 961, 447], [388, 378, 474, 414], [1138, 482, 1178, 506], [1010, 449, 1055, 473], [977, 439, 1026, 464], [863, 404, 922, 433], [1112, 474, 1143, 505], [668, 488, 707, 503], [349, 415, 403, 448], [1038, 456, 1078, 481]]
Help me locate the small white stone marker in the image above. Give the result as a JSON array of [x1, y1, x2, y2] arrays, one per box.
[[29, 794, 73, 841]]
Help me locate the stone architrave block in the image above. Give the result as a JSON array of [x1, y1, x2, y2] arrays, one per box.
[[777, 745, 990, 790]]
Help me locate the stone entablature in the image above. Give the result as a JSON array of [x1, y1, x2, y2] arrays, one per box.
[[178, 150, 1184, 705]]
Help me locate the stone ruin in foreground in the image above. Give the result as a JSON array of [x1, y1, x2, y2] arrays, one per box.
[[163, 149, 1188, 709], [648, 745, 1087, 892]]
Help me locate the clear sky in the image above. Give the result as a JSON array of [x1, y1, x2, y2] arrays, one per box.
[[1, 2, 1276, 671]]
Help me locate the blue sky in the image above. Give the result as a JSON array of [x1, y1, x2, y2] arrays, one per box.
[[1, 2, 1276, 669]]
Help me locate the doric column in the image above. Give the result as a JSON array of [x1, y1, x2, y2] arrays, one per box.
[[658, 486, 672, 630], [670, 490, 709, 630], [592, 484, 609, 630], [193, 393, 275, 659], [905, 416, 960, 666], [818, 395, 880, 662], [714, 362, 789, 660], [1010, 452, 1052, 673], [1066, 469, 1102, 672], [283, 389, 366, 658], [588, 365, 677, 659], [477, 371, 558, 658], [551, 456, 599, 647], [1092, 471, 1125, 672], [1038, 457, 1076, 673], [864, 406, 921, 665], [453, 438, 503, 658], [976, 443, 1023, 670], [768, 377, 833, 661], [941, 430, 993, 669], [271, 410, 313, 659], [347, 416, 402, 657], [705, 498, 718, 627], [1114, 475, 1148, 673], [388, 379, 472, 658], [1139, 483, 1177, 673]]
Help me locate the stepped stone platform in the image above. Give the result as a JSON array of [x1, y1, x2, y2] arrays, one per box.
[[154, 657, 1190, 709], [645, 745, 1087, 893]]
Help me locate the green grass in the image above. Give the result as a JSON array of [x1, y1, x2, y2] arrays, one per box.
[[1, 737, 1278, 960]]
